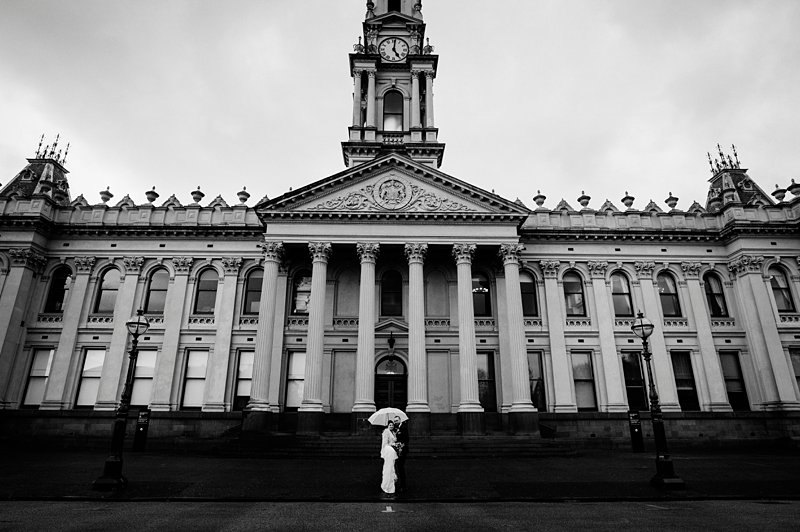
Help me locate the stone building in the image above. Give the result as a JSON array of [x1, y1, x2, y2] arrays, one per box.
[[1, 0, 799, 445]]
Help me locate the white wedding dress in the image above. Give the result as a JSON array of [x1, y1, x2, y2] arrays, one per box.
[[380, 428, 398, 494]]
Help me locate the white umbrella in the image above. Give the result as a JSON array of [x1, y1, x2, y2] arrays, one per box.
[[367, 407, 409, 426]]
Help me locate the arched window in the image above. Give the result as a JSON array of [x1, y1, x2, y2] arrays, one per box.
[[243, 268, 263, 315], [769, 266, 796, 313], [193, 269, 219, 314], [388, 0, 401, 12], [144, 268, 169, 314], [563, 271, 586, 316], [610, 272, 633, 317], [657, 272, 682, 317], [291, 269, 312, 314], [520, 272, 538, 317], [472, 272, 492, 317], [383, 90, 403, 132], [44, 266, 71, 313], [381, 270, 403, 316], [703, 272, 729, 317], [94, 269, 120, 314]]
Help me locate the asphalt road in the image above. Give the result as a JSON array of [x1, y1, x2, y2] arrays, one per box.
[[1, 500, 797, 531]]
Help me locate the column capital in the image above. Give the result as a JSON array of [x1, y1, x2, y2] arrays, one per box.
[[353, 68, 364, 77], [452, 243, 476, 264], [634, 260, 656, 280], [405, 242, 428, 263], [260, 240, 285, 263], [222, 256, 243, 275], [587, 260, 609, 278], [309, 242, 332, 263], [365, 68, 377, 78], [74, 256, 96, 274], [499, 243, 525, 266], [539, 260, 560, 278], [727, 255, 764, 278], [680, 261, 702, 279], [424, 70, 435, 79], [410, 69, 423, 77], [123, 256, 144, 274], [9, 248, 47, 272], [172, 256, 193, 274], [356, 242, 380, 263]]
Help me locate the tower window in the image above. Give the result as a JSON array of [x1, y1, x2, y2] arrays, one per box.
[[388, 0, 401, 12], [383, 90, 403, 132]]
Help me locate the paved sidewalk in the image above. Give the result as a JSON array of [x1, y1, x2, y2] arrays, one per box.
[[1, 447, 798, 502]]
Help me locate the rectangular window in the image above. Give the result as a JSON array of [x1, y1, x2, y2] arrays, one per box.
[[621, 351, 648, 411], [285, 351, 305, 409], [23, 348, 54, 406], [233, 350, 254, 411], [131, 350, 157, 407], [75, 349, 106, 407], [719, 351, 749, 411], [477, 351, 497, 412], [181, 350, 208, 409], [791, 349, 800, 392], [527, 351, 546, 411], [571, 351, 597, 411], [670, 351, 700, 411]]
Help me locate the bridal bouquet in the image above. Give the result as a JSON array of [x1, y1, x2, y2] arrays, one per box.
[[392, 442, 404, 454]]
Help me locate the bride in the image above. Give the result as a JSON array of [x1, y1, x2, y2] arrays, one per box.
[[380, 420, 398, 494]]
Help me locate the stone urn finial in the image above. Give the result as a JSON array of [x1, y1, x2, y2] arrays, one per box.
[[621, 191, 635, 210], [237, 186, 250, 204], [577, 190, 591, 209], [145, 186, 159, 204], [787, 179, 800, 197], [771, 184, 786, 202], [533, 190, 546, 208], [190, 186, 205, 204], [99, 186, 113, 204], [665, 192, 679, 210]]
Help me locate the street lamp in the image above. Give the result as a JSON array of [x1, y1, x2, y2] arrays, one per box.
[[630, 311, 685, 489], [93, 309, 150, 491]]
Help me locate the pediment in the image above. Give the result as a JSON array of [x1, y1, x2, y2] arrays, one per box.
[[258, 154, 528, 222]]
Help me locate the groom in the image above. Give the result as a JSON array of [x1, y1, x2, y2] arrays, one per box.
[[394, 416, 410, 492]]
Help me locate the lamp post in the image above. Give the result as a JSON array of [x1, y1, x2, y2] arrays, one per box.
[[630, 311, 685, 489], [93, 309, 150, 491]]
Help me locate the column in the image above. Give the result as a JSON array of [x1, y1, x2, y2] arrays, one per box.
[[353, 242, 379, 413], [0, 249, 47, 406], [410, 70, 421, 128], [365, 70, 376, 128], [587, 260, 628, 412], [352, 69, 363, 126], [452, 244, 483, 433], [248, 241, 284, 413], [41, 257, 95, 409], [203, 257, 241, 411], [95, 257, 144, 411], [634, 261, 680, 411], [541, 260, 576, 412], [728, 256, 799, 409], [405, 243, 430, 414], [150, 257, 192, 411], [682, 262, 731, 411], [298, 242, 331, 433], [267, 265, 289, 412], [424, 71, 435, 127]]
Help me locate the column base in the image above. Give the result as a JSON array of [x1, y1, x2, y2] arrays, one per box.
[[351, 411, 375, 434], [242, 411, 274, 433], [458, 412, 485, 436], [509, 411, 539, 435], [297, 411, 323, 436]]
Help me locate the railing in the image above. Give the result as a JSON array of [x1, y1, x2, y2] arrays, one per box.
[[710, 318, 736, 328], [287, 316, 309, 329], [188, 315, 215, 325], [333, 317, 359, 329], [239, 316, 258, 327], [87, 315, 114, 325], [425, 318, 450, 328], [523, 318, 543, 327], [614, 318, 634, 328], [779, 313, 800, 324], [474, 318, 496, 329], [663, 318, 689, 328], [381, 132, 404, 145], [37, 313, 63, 324], [145, 315, 164, 328], [565, 318, 592, 327]]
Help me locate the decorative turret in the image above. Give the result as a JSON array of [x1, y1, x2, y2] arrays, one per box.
[[704, 144, 773, 212], [0, 134, 71, 205], [342, 0, 444, 169]]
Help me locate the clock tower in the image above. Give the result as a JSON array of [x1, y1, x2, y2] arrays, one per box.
[[342, 0, 444, 168]]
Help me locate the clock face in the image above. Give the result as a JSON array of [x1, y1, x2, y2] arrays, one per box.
[[379, 38, 409, 62]]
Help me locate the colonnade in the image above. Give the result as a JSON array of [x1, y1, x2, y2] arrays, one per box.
[[351, 68, 435, 129]]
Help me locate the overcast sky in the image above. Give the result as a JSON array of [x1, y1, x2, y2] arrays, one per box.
[[1, 0, 798, 211]]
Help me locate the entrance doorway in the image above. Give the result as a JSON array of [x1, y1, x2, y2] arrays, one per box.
[[375, 357, 407, 409]]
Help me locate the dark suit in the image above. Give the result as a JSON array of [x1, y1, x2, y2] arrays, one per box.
[[395, 421, 410, 491]]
